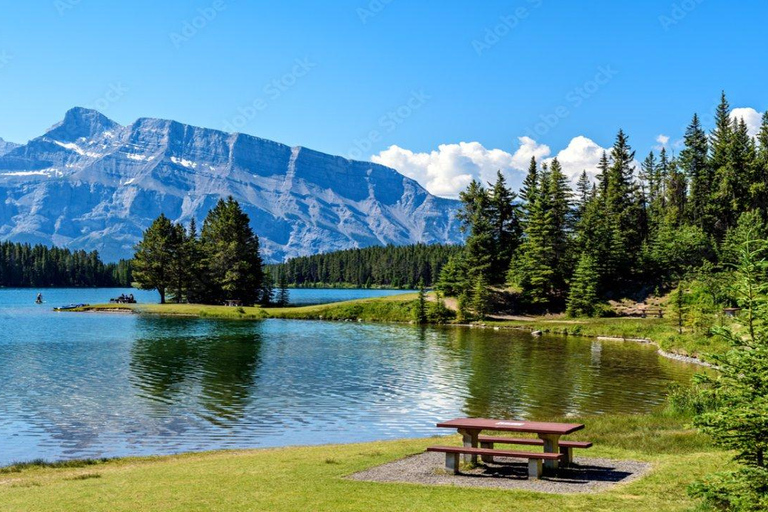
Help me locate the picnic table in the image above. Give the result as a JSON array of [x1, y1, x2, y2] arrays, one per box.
[[434, 417, 586, 474]]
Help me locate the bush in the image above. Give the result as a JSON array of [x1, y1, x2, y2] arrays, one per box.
[[689, 467, 768, 511]]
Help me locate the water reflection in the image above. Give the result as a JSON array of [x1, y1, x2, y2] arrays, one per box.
[[0, 302, 705, 466], [130, 318, 263, 425]]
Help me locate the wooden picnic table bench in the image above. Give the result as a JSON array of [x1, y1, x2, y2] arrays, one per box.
[[430, 418, 590, 478], [427, 446, 563, 478], [477, 435, 592, 465]]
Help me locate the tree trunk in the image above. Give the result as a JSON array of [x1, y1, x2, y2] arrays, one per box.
[[159, 288, 166, 304]]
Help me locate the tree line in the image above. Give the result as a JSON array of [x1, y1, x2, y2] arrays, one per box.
[[439, 92, 768, 317], [267, 243, 462, 289], [132, 197, 268, 305], [0, 241, 131, 287]]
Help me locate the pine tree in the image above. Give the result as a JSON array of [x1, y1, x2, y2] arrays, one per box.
[[690, 235, 768, 510], [755, 111, 768, 215], [520, 157, 539, 208], [710, 92, 736, 237], [679, 114, 711, 230], [457, 180, 494, 283], [132, 214, 178, 304], [471, 274, 490, 320], [200, 197, 264, 305], [414, 278, 428, 324], [566, 254, 601, 317], [509, 164, 555, 305], [547, 158, 573, 289], [276, 270, 290, 306], [595, 151, 610, 197], [574, 170, 592, 221], [487, 170, 520, 284]]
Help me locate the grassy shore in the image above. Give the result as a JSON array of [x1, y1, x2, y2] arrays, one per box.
[[0, 410, 724, 512], [70, 293, 725, 361], [70, 293, 420, 323]]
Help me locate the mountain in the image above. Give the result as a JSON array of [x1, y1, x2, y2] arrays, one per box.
[[0, 108, 463, 262], [0, 137, 19, 156]]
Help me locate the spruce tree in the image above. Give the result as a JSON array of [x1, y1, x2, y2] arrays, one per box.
[[276, 271, 290, 306], [132, 214, 178, 304], [566, 254, 601, 317], [414, 278, 428, 324], [596, 151, 610, 197], [690, 235, 768, 510], [679, 114, 711, 230], [200, 197, 264, 305], [487, 170, 520, 284], [756, 111, 768, 215], [710, 92, 736, 237], [520, 157, 539, 223], [472, 274, 490, 320]]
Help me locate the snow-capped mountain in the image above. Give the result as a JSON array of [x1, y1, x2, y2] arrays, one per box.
[[0, 108, 463, 262]]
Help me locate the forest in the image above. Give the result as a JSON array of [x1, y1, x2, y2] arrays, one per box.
[[438, 92, 768, 318], [0, 241, 131, 287], [267, 243, 462, 289]]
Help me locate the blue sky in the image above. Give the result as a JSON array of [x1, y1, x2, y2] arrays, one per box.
[[0, 1, 765, 196]]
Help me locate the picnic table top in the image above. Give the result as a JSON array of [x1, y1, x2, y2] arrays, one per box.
[[435, 417, 584, 436]]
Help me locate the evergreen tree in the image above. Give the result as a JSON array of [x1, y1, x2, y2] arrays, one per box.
[[509, 164, 556, 305], [710, 91, 736, 237], [132, 214, 178, 304], [519, 157, 539, 223], [574, 170, 592, 222], [457, 180, 494, 282], [413, 278, 427, 324], [566, 254, 601, 317], [595, 151, 610, 197], [754, 111, 768, 214], [690, 235, 768, 510], [276, 270, 290, 307], [679, 114, 711, 230], [260, 269, 275, 306], [200, 197, 264, 305], [487, 170, 520, 283], [471, 274, 490, 320]]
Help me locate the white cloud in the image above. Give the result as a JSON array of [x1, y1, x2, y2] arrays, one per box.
[[372, 137, 550, 198], [544, 136, 607, 184], [730, 107, 763, 138], [655, 134, 670, 151]]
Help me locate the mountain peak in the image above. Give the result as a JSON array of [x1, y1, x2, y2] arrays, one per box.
[[44, 107, 121, 142]]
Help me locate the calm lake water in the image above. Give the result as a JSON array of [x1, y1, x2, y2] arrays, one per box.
[[0, 288, 701, 466]]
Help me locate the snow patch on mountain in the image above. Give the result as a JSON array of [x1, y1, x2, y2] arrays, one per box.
[[0, 108, 463, 262]]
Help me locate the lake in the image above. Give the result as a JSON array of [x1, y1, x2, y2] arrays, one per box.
[[0, 288, 701, 466]]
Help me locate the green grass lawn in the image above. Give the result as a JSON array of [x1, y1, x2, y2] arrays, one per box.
[[0, 411, 726, 512]]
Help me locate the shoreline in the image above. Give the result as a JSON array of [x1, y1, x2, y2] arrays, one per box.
[[67, 298, 715, 367], [0, 411, 724, 511]]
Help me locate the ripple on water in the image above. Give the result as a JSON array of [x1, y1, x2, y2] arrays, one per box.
[[0, 293, 704, 465]]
